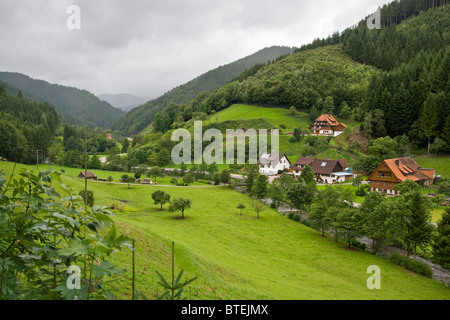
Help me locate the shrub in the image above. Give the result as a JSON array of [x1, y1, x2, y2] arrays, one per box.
[[350, 240, 366, 251], [79, 190, 94, 207], [109, 200, 126, 212], [288, 212, 301, 222], [389, 253, 433, 278]]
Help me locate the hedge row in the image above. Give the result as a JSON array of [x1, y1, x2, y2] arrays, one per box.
[[389, 253, 433, 278]]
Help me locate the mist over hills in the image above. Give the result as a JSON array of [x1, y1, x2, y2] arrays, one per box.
[[98, 93, 146, 112], [112, 45, 295, 135]]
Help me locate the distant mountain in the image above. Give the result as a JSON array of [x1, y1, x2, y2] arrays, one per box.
[[98, 93, 146, 112], [112, 45, 295, 135], [0, 72, 125, 129]]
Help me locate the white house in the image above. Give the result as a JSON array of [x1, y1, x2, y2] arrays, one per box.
[[259, 153, 291, 176]]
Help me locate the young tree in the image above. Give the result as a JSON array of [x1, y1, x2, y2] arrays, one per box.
[[219, 170, 231, 184], [168, 198, 192, 219], [359, 192, 391, 254], [251, 199, 266, 219], [251, 174, 269, 199], [418, 93, 439, 154], [286, 180, 315, 212], [308, 187, 340, 237], [88, 154, 102, 170], [309, 187, 354, 238], [107, 175, 114, 184], [237, 203, 246, 216], [207, 163, 219, 179], [430, 138, 446, 156], [121, 174, 134, 189], [148, 167, 164, 183], [182, 173, 195, 186], [157, 148, 171, 167], [289, 106, 297, 114], [244, 165, 259, 194], [293, 128, 302, 142], [432, 208, 450, 270], [298, 165, 315, 184], [352, 175, 364, 189], [390, 182, 434, 258], [152, 190, 171, 211], [333, 207, 363, 248], [79, 190, 95, 207]]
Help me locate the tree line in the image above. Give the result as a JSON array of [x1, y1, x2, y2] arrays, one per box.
[[0, 87, 60, 164], [243, 165, 449, 271]]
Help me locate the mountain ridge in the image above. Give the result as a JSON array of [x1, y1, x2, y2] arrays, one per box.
[[0, 72, 125, 129], [112, 45, 295, 135]]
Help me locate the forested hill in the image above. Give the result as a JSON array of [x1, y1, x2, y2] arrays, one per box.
[[0, 85, 60, 163], [112, 46, 295, 136], [0, 72, 125, 129], [142, 0, 449, 153]]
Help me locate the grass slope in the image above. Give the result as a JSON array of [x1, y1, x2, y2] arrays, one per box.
[[209, 104, 311, 131], [1, 161, 449, 300]]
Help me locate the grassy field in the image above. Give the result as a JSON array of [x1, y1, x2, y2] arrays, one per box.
[[414, 155, 450, 178], [209, 104, 311, 131], [1, 161, 449, 300]]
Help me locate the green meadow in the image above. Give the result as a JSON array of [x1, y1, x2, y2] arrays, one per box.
[[1, 161, 449, 300], [209, 104, 311, 131]]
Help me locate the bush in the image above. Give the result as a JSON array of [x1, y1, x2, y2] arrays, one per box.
[[350, 240, 366, 251], [79, 190, 94, 207], [389, 253, 433, 278], [288, 212, 301, 222], [109, 200, 126, 212]]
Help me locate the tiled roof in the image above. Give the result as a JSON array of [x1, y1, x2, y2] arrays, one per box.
[[383, 158, 431, 182], [259, 153, 290, 165], [293, 157, 348, 175]]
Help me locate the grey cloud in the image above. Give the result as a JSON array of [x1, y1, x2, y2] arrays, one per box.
[[0, 0, 392, 99]]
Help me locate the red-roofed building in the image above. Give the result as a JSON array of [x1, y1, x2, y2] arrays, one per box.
[[367, 157, 436, 196], [310, 114, 347, 137]]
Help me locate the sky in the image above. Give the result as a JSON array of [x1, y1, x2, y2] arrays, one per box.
[[0, 0, 392, 100]]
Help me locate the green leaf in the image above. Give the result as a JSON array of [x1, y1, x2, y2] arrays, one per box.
[[57, 239, 89, 257]]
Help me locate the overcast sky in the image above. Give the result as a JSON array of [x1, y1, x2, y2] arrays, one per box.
[[0, 0, 392, 100]]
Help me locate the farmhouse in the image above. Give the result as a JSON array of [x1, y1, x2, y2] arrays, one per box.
[[259, 153, 291, 176], [310, 114, 347, 137], [292, 157, 352, 184], [78, 170, 98, 180], [367, 157, 436, 196]]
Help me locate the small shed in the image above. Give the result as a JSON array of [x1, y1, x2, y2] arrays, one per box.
[[78, 171, 98, 180]]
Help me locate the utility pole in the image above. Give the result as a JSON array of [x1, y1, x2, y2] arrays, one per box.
[[84, 138, 88, 211], [32, 149, 41, 171]]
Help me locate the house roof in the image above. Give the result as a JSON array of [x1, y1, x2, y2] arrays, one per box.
[[368, 157, 433, 183], [312, 114, 347, 131], [293, 157, 348, 175], [259, 153, 290, 165], [79, 171, 97, 178]]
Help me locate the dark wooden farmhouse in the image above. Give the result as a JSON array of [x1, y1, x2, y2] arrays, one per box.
[[367, 157, 436, 196]]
